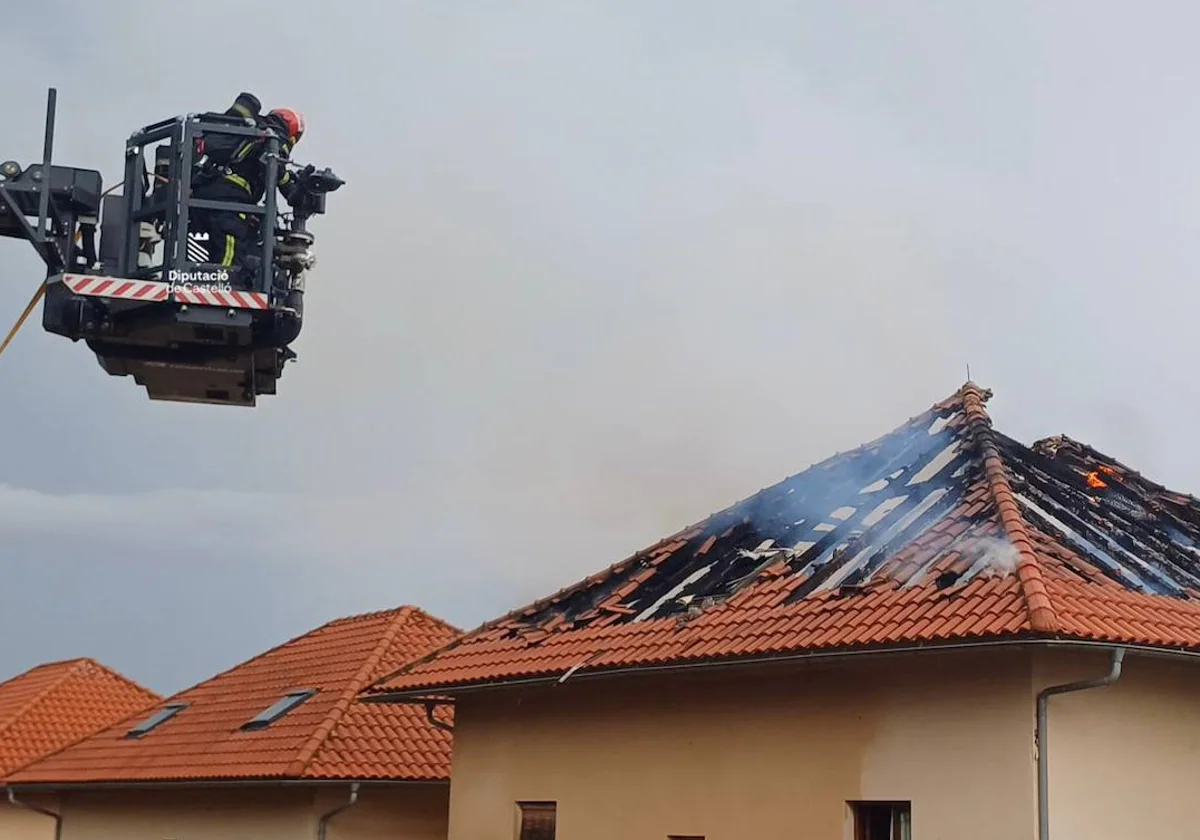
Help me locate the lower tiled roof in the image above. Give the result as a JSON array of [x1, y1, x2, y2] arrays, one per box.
[[0, 658, 160, 779], [7, 607, 459, 784], [366, 383, 1200, 697]]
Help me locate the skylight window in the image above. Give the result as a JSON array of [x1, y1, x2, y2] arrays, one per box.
[[125, 703, 187, 738], [241, 689, 317, 731]]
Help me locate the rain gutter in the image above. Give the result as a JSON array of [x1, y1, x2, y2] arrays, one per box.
[[3, 779, 441, 794], [366, 636, 1187, 702]]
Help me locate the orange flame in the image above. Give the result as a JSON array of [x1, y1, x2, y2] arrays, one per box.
[[1085, 465, 1116, 489]]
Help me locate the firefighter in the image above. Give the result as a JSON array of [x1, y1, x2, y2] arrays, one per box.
[[227, 92, 262, 123], [158, 93, 261, 199], [189, 98, 305, 284]]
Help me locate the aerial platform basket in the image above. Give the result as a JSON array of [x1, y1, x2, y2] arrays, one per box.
[[0, 88, 342, 406]]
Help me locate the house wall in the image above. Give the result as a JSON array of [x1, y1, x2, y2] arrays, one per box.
[[57, 786, 315, 839], [317, 783, 450, 840], [0, 795, 61, 840], [1035, 647, 1200, 838], [46, 782, 449, 840], [445, 648, 1039, 840]]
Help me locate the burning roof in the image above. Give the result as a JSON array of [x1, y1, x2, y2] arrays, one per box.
[[366, 382, 1200, 697]]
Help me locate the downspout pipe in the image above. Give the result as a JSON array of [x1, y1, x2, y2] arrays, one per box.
[[7, 787, 62, 840], [316, 781, 359, 840], [1036, 647, 1125, 840]]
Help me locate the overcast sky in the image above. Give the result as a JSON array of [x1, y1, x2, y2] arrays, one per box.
[[2, 0, 1199, 695]]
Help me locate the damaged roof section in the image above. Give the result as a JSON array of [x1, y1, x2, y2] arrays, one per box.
[[502, 403, 980, 642], [1004, 434, 1200, 596], [366, 383, 1200, 697]]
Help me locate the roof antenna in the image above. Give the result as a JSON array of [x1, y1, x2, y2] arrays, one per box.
[[966, 363, 971, 382]]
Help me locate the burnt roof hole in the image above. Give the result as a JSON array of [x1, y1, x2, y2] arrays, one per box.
[[935, 570, 961, 590]]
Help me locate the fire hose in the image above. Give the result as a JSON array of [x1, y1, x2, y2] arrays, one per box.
[[0, 282, 46, 361], [0, 179, 151, 363]]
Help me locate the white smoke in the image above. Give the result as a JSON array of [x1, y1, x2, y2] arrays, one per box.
[[959, 535, 1020, 577]]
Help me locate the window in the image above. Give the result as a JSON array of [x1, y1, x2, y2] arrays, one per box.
[[240, 689, 316, 730], [124, 703, 187, 738], [852, 801, 911, 840], [517, 801, 555, 840]]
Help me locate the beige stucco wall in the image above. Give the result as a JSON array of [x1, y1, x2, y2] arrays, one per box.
[[1034, 648, 1200, 838], [317, 783, 450, 840], [36, 781, 448, 840], [0, 796, 60, 840], [446, 648, 1040, 840]]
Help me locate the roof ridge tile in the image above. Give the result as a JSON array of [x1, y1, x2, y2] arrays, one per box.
[[0, 659, 161, 779], [286, 607, 417, 775], [0, 660, 83, 742], [320, 605, 420, 627], [70, 658, 161, 706], [128, 606, 417, 713], [958, 381, 1058, 632], [10, 657, 91, 671]]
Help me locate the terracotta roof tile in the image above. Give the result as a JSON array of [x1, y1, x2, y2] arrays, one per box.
[[0, 658, 160, 779], [367, 382, 1200, 697], [8, 607, 458, 785]]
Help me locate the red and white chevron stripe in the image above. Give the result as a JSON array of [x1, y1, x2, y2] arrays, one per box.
[[62, 274, 170, 302], [172, 287, 269, 309]]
